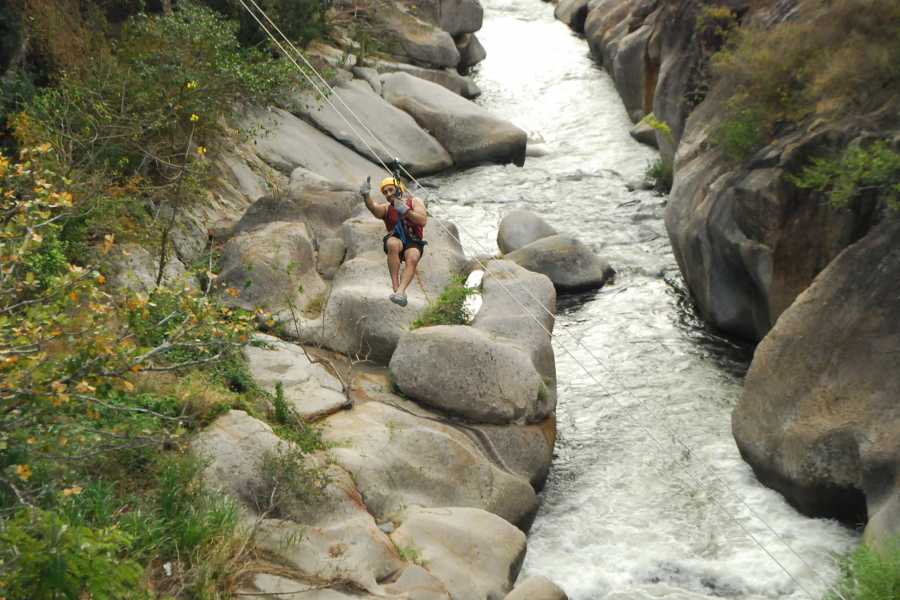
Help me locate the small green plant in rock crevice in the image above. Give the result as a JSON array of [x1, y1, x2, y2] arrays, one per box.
[[411, 275, 476, 330], [789, 140, 900, 213], [829, 540, 900, 600], [246, 444, 329, 519], [640, 114, 675, 194]]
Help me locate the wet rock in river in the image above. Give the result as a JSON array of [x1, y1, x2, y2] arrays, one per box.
[[505, 234, 615, 293], [505, 576, 569, 600], [497, 208, 558, 254], [733, 221, 900, 550]]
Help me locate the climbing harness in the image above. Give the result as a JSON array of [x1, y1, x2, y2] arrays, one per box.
[[234, 3, 852, 598]]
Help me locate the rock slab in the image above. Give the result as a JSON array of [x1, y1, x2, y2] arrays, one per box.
[[505, 234, 615, 292]]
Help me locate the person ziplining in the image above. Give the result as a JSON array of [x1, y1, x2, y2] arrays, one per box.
[[359, 174, 428, 307]]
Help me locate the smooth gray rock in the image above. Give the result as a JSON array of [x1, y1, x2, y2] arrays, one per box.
[[629, 119, 659, 148], [295, 80, 452, 176], [505, 576, 568, 600], [470, 422, 555, 489], [322, 400, 538, 527], [244, 334, 347, 420], [351, 66, 382, 95], [373, 1, 460, 68], [612, 24, 652, 123], [505, 234, 615, 292], [372, 59, 481, 98], [105, 243, 194, 293], [473, 259, 557, 391], [555, 0, 590, 33], [317, 237, 347, 280], [217, 221, 326, 314], [733, 222, 900, 540], [391, 507, 526, 600], [497, 209, 558, 254], [192, 410, 282, 501], [383, 564, 452, 600], [381, 72, 526, 167], [390, 325, 547, 425], [321, 216, 467, 363], [232, 169, 357, 243], [456, 33, 487, 71], [402, 0, 484, 36], [243, 106, 384, 187]]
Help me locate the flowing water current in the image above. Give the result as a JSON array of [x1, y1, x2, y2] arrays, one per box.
[[423, 1, 859, 598]]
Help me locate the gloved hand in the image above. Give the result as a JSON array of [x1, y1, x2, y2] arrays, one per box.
[[358, 176, 371, 199], [393, 196, 409, 216]]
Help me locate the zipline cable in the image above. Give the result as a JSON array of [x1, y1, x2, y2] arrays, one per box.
[[235, 3, 849, 598]]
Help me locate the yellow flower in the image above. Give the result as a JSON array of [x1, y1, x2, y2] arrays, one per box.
[[0, 155, 8, 178], [186, 80, 198, 90], [15, 464, 32, 481], [190, 113, 200, 122], [197, 145, 207, 157]]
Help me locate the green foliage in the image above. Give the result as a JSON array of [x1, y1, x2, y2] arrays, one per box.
[[645, 158, 674, 194], [710, 0, 900, 160], [790, 141, 900, 211], [248, 444, 328, 518], [641, 113, 674, 144], [411, 275, 476, 330], [398, 545, 425, 566], [14, 1, 293, 222], [274, 381, 289, 424], [830, 540, 900, 600], [204, 0, 332, 47], [0, 508, 147, 600]]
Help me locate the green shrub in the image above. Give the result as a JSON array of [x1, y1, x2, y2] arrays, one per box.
[[204, 0, 332, 47], [790, 141, 900, 212], [273, 381, 290, 424], [830, 540, 900, 600], [0, 509, 147, 600], [247, 444, 328, 518], [645, 158, 674, 194], [710, 0, 900, 160], [411, 275, 476, 330]]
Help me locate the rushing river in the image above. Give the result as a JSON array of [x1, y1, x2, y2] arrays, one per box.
[[424, 1, 859, 599]]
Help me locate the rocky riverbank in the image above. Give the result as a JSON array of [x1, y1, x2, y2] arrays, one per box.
[[103, 1, 580, 597], [550, 0, 899, 551]]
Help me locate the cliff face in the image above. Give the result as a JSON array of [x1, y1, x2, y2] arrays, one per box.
[[553, 0, 900, 545]]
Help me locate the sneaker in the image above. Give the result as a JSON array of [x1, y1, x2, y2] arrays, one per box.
[[389, 292, 407, 307]]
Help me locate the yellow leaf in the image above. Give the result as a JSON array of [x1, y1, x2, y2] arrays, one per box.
[[101, 234, 115, 255], [31, 233, 42, 243], [63, 486, 83, 497], [122, 380, 135, 392], [97, 274, 106, 285], [68, 291, 79, 303], [15, 464, 32, 481], [75, 380, 96, 393]]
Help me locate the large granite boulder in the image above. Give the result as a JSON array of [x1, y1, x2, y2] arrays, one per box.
[[505, 576, 568, 600], [294, 80, 452, 176], [455, 33, 487, 71], [390, 325, 548, 424], [217, 221, 326, 315], [733, 222, 900, 550], [321, 400, 539, 527], [373, 1, 460, 68], [391, 507, 526, 599], [381, 72, 527, 167], [473, 260, 557, 387], [244, 334, 348, 420], [497, 209, 558, 254], [105, 243, 194, 293], [372, 59, 481, 98], [192, 411, 404, 594], [321, 216, 467, 362], [232, 169, 358, 243], [504, 235, 615, 293], [401, 0, 484, 36], [243, 106, 383, 186], [555, 0, 590, 33]]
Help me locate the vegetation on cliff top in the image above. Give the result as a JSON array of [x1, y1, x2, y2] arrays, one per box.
[[710, 0, 900, 164]]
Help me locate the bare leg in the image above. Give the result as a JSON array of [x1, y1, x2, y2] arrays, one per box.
[[397, 248, 421, 295], [386, 237, 403, 292]]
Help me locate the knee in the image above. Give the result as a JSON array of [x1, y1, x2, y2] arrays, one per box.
[[405, 252, 420, 267], [386, 238, 403, 255]]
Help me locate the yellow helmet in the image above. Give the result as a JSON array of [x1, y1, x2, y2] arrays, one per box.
[[380, 177, 406, 194]]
